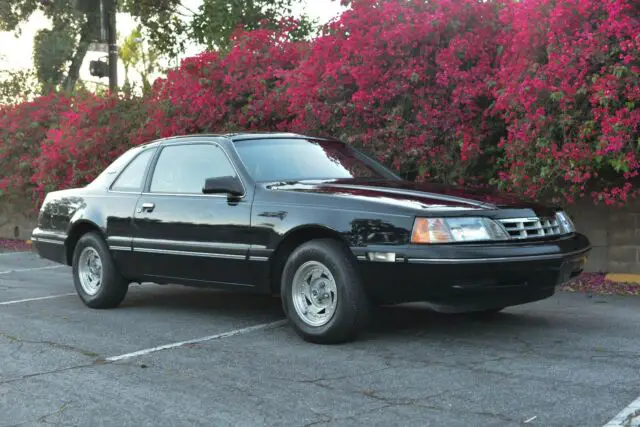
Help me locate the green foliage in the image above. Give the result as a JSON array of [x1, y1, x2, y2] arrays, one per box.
[[120, 0, 189, 59], [120, 0, 318, 58], [0, 0, 100, 93], [0, 0, 182, 93], [0, 68, 40, 105], [33, 28, 77, 92], [1, 0, 317, 96], [191, 0, 317, 52], [0, 0, 41, 33], [118, 25, 161, 95]]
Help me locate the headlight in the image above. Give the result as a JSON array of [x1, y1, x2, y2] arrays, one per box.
[[555, 211, 575, 233], [411, 217, 510, 243]]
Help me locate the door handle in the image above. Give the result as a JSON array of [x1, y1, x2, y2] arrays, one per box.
[[140, 202, 155, 213]]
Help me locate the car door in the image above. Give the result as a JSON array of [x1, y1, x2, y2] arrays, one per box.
[[103, 146, 157, 278], [131, 140, 254, 287]]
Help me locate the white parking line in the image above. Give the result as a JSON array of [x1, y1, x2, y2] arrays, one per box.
[[0, 265, 66, 275], [0, 293, 76, 306], [604, 395, 640, 426], [0, 251, 32, 256], [106, 319, 287, 362]]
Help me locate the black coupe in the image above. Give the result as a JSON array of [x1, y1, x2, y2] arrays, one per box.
[[32, 133, 591, 343]]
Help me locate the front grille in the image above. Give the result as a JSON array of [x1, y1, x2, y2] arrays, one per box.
[[498, 217, 563, 239]]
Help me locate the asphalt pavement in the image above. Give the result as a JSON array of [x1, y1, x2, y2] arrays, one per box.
[[0, 250, 638, 427]]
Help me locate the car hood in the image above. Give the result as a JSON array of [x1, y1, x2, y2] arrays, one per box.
[[263, 179, 554, 213]]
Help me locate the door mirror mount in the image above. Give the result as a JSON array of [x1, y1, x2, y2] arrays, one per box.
[[202, 176, 244, 198]]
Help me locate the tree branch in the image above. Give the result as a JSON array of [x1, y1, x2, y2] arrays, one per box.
[[177, 1, 197, 15]]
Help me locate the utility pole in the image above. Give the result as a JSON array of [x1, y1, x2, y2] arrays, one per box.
[[106, 0, 118, 93]]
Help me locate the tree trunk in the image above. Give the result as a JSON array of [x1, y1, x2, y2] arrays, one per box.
[[62, 16, 95, 93]]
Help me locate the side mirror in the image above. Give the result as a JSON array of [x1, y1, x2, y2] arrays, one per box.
[[202, 176, 244, 197]]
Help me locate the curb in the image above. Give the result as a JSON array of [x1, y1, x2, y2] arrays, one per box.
[[605, 274, 640, 285]]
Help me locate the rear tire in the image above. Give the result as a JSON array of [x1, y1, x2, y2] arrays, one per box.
[[72, 232, 129, 309], [281, 239, 370, 344]]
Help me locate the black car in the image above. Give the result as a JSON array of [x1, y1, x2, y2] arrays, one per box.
[[31, 133, 591, 343]]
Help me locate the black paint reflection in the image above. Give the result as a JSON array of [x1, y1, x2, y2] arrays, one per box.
[[347, 219, 410, 246]]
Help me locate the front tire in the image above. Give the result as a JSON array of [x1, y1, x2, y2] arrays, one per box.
[[72, 232, 129, 309], [281, 239, 370, 344]]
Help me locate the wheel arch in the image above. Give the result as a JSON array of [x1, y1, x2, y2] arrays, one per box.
[[65, 220, 105, 265], [267, 224, 354, 295]]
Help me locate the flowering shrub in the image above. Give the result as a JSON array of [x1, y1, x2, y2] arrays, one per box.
[[0, 0, 638, 209], [27, 21, 308, 204], [492, 0, 640, 205], [0, 93, 71, 202], [287, 0, 503, 184], [140, 18, 307, 139], [32, 93, 151, 202]]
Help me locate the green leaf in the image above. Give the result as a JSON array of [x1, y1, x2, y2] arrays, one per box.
[[609, 156, 630, 173], [613, 65, 627, 78], [550, 91, 564, 101]]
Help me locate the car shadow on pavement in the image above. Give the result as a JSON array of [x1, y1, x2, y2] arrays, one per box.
[[113, 284, 563, 342], [363, 302, 562, 341], [118, 285, 286, 318]]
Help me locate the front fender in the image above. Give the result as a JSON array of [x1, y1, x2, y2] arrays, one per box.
[[252, 201, 414, 250]]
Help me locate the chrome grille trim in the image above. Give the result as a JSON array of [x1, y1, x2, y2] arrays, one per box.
[[498, 217, 564, 239]]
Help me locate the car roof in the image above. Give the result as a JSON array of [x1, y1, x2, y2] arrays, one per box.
[[139, 132, 337, 149], [225, 132, 334, 142]]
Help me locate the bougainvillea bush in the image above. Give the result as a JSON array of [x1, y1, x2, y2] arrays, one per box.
[[139, 18, 307, 140], [31, 93, 151, 203], [0, 93, 71, 202], [492, 0, 640, 206], [287, 0, 504, 184], [0, 0, 638, 209]]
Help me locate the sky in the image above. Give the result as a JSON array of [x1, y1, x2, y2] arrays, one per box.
[[0, 0, 346, 90]]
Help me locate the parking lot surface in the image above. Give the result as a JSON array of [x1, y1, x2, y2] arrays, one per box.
[[0, 250, 638, 426]]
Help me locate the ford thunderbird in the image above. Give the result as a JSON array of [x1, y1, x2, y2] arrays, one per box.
[[31, 133, 591, 343]]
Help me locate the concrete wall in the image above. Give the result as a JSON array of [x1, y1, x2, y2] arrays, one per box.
[[568, 200, 640, 273], [1, 199, 638, 273], [0, 202, 38, 242]]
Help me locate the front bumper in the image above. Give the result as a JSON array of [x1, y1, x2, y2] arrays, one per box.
[[352, 232, 591, 308]]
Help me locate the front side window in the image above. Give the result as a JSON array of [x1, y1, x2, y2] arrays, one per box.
[[149, 143, 237, 194], [233, 138, 399, 182], [110, 148, 155, 192]]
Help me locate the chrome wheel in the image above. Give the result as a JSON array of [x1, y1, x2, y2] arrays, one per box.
[[77, 246, 103, 296], [291, 260, 338, 327]]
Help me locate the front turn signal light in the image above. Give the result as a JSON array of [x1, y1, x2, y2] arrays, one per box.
[[411, 218, 452, 243]]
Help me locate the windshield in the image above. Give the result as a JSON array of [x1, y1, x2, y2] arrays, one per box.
[[233, 138, 399, 182]]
